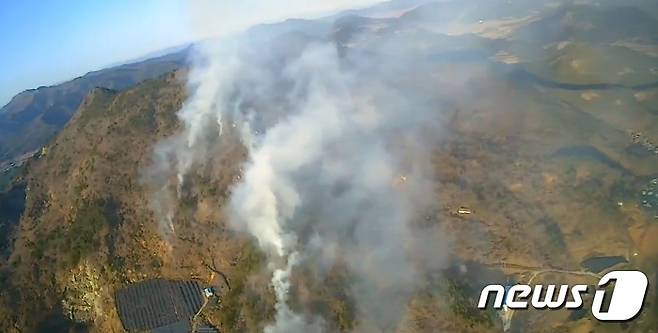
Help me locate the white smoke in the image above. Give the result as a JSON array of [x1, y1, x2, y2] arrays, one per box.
[[184, 0, 387, 41], [265, 251, 324, 333], [145, 2, 452, 331]]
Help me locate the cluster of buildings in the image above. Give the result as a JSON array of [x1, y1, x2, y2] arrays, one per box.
[[630, 131, 658, 156], [1, 162, 16, 175], [640, 178, 658, 213], [0, 147, 46, 175]]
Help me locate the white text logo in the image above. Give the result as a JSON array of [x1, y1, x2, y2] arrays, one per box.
[[478, 270, 649, 321]]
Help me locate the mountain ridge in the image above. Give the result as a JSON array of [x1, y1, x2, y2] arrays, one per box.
[[0, 48, 190, 164]]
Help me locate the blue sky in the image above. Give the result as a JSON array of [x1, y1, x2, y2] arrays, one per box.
[[0, 0, 194, 106], [0, 0, 383, 107]]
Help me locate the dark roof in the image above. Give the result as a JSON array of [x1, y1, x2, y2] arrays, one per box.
[[152, 321, 191, 333], [196, 326, 220, 333], [115, 279, 204, 332]]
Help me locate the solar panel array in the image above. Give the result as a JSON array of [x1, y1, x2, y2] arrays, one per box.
[[115, 279, 204, 332]]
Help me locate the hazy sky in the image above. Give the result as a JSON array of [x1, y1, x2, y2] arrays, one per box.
[[0, 0, 383, 107]]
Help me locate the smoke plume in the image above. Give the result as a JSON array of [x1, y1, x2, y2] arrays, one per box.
[[145, 2, 452, 331]]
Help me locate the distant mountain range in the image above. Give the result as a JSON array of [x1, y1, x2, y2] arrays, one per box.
[[0, 48, 189, 163], [1, 0, 657, 167], [0, 0, 437, 166]]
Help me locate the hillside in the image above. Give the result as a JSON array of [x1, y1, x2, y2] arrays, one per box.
[[0, 69, 283, 332], [0, 73, 185, 332]]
